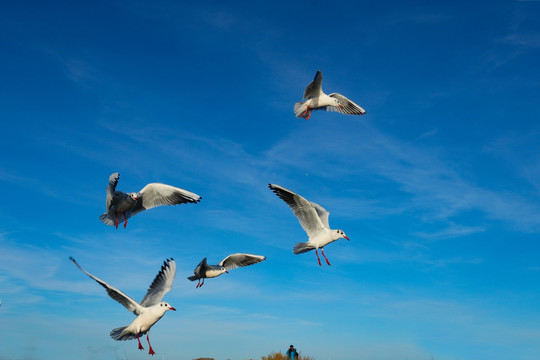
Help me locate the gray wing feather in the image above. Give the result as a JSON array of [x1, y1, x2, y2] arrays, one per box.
[[268, 184, 326, 238], [70, 257, 142, 315], [303, 70, 323, 99], [140, 258, 176, 307], [218, 253, 266, 271], [310, 201, 330, 228], [188, 258, 207, 281], [131, 183, 201, 216], [328, 93, 366, 115], [106, 173, 120, 211]]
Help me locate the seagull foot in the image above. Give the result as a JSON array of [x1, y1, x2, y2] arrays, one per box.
[[322, 249, 331, 266], [147, 333, 155, 355], [301, 106, 310, 119]]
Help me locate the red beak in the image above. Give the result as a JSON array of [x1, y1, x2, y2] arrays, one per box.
[[169, 307, 176, 311], [344, 236, 350, 241]]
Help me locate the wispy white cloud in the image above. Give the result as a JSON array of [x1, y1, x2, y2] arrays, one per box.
[[415, 222, 486, 240], [63, 58, 100, 87], [264, 119, 540, 232], [498, 32, 540, 48], [0, 169, 59, 198]]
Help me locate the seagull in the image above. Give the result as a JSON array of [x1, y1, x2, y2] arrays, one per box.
[[70, 257, 176, 355], [294, 69, 366, 120], [99, 172, 202, 229], [188, 253, 266, 288], [268, 184, 349, 266]]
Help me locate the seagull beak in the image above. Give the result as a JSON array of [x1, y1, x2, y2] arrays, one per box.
[[344, 236, 350, 241], [339, 104, 343, 108], [169, 307, 176, 311]]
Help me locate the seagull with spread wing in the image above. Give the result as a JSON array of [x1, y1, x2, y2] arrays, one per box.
[[99, 172, 202, 229], [268, 184, 349, 266], [294, 69, 366, 120], [70, 257, 176, 355], [188, 253, 266, 288]]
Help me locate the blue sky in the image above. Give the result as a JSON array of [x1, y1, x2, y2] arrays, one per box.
[[1, 1, 540, 359]]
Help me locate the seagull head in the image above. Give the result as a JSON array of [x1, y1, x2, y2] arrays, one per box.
[[337, 229, 349, 241], [159, 302, 176, 312], [128, 192, 139, 201]]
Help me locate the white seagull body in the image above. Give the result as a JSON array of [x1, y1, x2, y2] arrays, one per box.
[[268, 184, 349, 266], [70, 257, 176, 355], [99, 172, 201, 229], [294, 70, 366, 120], [188, 253, 266, 288]]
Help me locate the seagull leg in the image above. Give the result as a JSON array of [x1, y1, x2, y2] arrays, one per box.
[[196, 279, 201, 288], [301, 105, 310, 119], [321, 248, 331, 266], [305, 109, 312, 120], [137, 333, 144, 350], [123, 212, 128, 229], [315, 249, 322, 266], [147, 333, 155, 355]]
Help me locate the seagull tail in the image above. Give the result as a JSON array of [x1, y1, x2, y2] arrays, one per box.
[[99, 212, 115, 226], [99, 212, 129, 227], [294, 101, 309, 118], [110, 326, 138, 341], [187, 275, 199, 281], [293, 242, 315, 255]]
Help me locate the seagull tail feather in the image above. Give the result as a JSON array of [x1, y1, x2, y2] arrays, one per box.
[[294, 101, 309, 118], [99, 212, 115, 226], [99, 212, 129, 226], [110, 327, 138, 341], [293, 242, 315, 254]]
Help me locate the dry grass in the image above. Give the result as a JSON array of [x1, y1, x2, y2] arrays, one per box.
[[261, 351, 314, 360]]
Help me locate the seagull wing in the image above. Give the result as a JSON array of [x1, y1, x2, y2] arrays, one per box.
[[106, 172, 120, 211], [187, 258, 207, 281], [140, 258, 176, 307], [328, 93, 366, 115], [218, 253, 266, 271], [310, 201, 330, 228], [269, 183, 326, 238], [70, 257, 142, 315], [303, 70, 323, 99], [131, 183, 201, 216]]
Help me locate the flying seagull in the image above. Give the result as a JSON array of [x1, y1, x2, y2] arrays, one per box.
[[188, 253, 266, 288], [70, 257, 176, 355], [294, 70, 366, 120], [268, 184, 349, 266], [100, 172, 202, 229]]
